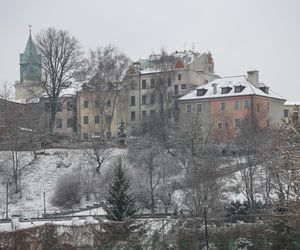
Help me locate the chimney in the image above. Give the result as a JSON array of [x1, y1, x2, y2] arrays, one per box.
[[212, 83, 217, 94], [247, 70, 259, 88]]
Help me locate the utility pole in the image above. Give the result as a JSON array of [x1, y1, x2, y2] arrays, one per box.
[[43, 192, 46, 217], [204, 193, 209, 250], [5, 182, 8, 220]]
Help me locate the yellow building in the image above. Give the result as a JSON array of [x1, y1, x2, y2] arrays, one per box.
[[77, 83, 127, 140]]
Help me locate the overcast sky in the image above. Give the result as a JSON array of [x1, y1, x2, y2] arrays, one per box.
[[1, 0, 299, 100]]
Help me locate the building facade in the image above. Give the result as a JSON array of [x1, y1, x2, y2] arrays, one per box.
[[123, 51, 217, 130], [179, 71, 286, 143]]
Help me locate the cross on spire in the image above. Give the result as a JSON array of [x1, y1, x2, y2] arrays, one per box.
[[28, 24, 32, 35]]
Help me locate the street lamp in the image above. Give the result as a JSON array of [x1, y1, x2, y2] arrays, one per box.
[[203, 194, 209, 250]]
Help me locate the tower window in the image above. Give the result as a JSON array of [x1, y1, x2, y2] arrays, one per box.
[[178, 74, 182, 81]]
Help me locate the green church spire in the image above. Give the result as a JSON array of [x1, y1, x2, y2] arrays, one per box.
[[19, 26, 41, 84]]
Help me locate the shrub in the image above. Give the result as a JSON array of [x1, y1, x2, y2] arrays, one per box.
[[51, 172, 82, 208]]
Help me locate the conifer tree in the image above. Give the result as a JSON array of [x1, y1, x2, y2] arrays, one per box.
[[117, 120, 126, 146], [104, 157, 136, 221]]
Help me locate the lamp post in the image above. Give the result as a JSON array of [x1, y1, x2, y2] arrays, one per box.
[[203, 194, 209, 250]]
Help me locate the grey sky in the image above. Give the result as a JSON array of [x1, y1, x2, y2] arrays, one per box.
[[1, 0, 299, 100]]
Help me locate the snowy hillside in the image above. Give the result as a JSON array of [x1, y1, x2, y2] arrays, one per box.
[[0, 148, 126, 219]]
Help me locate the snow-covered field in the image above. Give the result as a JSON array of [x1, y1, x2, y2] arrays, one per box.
[[0, 148, 248, 223], [0, 148, 126, 219]]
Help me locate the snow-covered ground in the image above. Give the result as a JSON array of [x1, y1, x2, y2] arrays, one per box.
[[0, 147, 249, 227], [0, 148, 126, 219]]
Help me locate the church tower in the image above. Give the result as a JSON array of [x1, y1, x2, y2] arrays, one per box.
[[15, 27, 44, 101]]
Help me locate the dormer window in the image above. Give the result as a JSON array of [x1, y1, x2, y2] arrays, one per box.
[[197, 88, 207, 96], [234, 85, 245, 93], [259, 86, 269, 94], [221, 87, 232, 94]]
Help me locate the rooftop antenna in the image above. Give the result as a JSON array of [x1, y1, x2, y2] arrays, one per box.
[[184, 42, 186, 52], [192, 42, 195, 52]]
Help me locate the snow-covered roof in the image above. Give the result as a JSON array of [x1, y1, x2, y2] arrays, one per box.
[[13, 97, 40, 104], [179, 75, 285, 101], [284, 101, 300, 106], [138, 50, 204, 74], [40, 83, 82, 99]]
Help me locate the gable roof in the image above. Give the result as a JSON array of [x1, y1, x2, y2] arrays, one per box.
[[179, 75, 285, 101]]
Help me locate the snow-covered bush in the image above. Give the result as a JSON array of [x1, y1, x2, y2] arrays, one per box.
[[233, 238, 254, 250], [51, 172, 82, 208]]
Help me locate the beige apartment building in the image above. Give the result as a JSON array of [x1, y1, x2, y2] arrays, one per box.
[[123, 51, 217, 130], [76, 83, 127, 140]]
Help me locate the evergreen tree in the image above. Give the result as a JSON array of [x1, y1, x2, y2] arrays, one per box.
[[104, 157, 136, 221], [117, 120, 126, 145]]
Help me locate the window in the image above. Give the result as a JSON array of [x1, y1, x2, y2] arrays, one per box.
[[84, 100, 88, 108], [150, 94, 155, 104], [181, 84, 187, 90], [220, 102, 226, 111], [107, 100, 111, 107], [197, 103, 202, 113], [267, 119, 270, 127], [56, 119, 62, 128], [257, 103, 260, 112], [197, 88, 207, 96], [95, 115, 100, 124], [284, 109, 289, 117], [178, 74, 182, 81], [142, 79, 146, 89], [186, 104, 192, 113], [131, 96, 135, 106], [221, 87, 232, 94], [167, 77, 171, 87], [174, 85, 178, 95], [142, 95, 146, 105], [217, 122, 223, 130], [57, 102, 63, 112], [267, 102, 270, 111], [83, 116, 89, 124], [150, 79, 155, 88], [130, 111, 135, 121], [244, 100, 251, 109], [234, 85, 245, 93], [67, 101, 72, 111], [142, 110, 147, 118], [234, 100, 240, 110], [67, 118, 73, 128], [235, 118, 241, 128], [95, 100, 100, 108], [150, 110, 156, 116]]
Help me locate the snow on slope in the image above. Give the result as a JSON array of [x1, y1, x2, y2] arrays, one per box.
[[0, 148, 126, 219]]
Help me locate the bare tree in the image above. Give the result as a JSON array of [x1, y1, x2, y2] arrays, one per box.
[[84, 137, 113, 173], [234, 114, 273, 208], [266, 113, 300, 206], [87, 45, 130, 137], [35, 27, 83, 133], [170, 113, 227, 216], [127, 137, 164, 216]]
